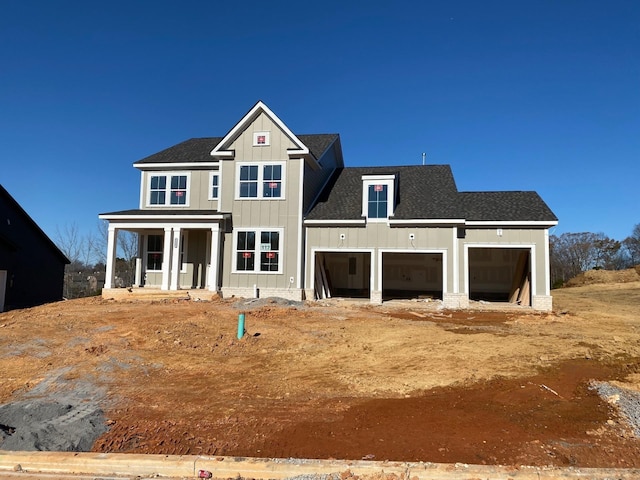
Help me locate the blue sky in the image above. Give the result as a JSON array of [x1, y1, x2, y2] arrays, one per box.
[[1, 0, 638, 254]]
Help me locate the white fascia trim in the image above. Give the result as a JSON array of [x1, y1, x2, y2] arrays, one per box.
[[134, 162, 219, 169], [98, 221, 224, 231], [389, 218, 464, 225], [361, 174, 396, 181], [210, 101, 312, 160], [99, 214, 225, 221], [304, 219, 366, 226], [465, 220, 559, 227]]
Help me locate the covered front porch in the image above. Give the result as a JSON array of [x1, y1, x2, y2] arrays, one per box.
[[99, 211, 228, 293]]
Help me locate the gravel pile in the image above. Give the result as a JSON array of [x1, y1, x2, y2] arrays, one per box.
[[591, 381, 640, 437]]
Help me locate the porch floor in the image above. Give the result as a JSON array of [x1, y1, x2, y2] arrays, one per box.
[[102, 287, 219, 302]]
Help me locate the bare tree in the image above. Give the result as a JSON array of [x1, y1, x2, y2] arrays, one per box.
[[623, 223, 640, 266]]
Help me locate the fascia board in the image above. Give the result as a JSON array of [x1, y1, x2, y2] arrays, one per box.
[[134, 162, 220, 170], [388, 218, 464, 225], [465, 220, 559, 227], [304, 219, 366, 226], [98, 214, 226, 221]]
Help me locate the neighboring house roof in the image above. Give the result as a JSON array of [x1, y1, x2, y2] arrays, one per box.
[[134, 134, 339, 165], [305, 165, 558, 224], [0, 184, 70, 264], [306, 165, 461, 220], [458, 191, 558, 222]]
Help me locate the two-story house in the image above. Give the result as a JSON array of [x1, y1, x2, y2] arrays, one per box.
[[100, 101, 558, 310]]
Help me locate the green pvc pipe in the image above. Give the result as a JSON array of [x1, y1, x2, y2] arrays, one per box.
[[237, 312, 245, 339]]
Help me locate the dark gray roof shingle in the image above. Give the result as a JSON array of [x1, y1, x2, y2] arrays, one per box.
[[306, 165, 461, 220], [306, 165, 557, 223], [134, 134, 339, 165], [458, 191, 558, 222]]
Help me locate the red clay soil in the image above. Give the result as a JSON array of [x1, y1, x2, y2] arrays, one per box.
[[93, 358, 640, 468]]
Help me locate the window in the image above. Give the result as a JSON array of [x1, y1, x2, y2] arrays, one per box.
[[210, 173, 219, 199], [147, 235, 163, 271], [170, 175, 187, 205], [147, 173, 190, 206], [236, 231, 255, 271], [239, 166, 258, 198], [236, 163, 285, 199], [150, 176, 166, 205], [263, 165, 282, 198], [368, 184, 388, 218], [253, 131, 270, 146], [234, 229, 282, 273], [361, 174, 396, 221]]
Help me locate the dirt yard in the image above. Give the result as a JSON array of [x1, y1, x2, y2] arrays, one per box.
[[1, 270, 640, 468]]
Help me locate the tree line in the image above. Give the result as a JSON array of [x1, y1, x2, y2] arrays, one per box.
[[54, 222, 138, 299], [550, 223, 640, 288]]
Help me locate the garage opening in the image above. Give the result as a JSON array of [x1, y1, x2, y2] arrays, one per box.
[[314, 252, 370, 299], [468, 248, 531, 305], [382, 252, 443, 300]]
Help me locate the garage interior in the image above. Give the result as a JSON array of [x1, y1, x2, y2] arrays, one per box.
[[382, 252, 443, 300], [468, 248, 531, 305], [314, 252, 371, 299]]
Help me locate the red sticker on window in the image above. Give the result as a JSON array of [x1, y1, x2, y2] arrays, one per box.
[[257, 136, 266, 144], [266, 252, 275, 259], [374, 185, 383, 191], [176, 191, 184, 196], [268, 182, 278, 188], [243, 252, 252, 258]]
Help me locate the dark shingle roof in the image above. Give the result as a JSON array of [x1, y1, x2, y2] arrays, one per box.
[[306, 165, 557, 223], [135, 138, 224, 164], [458, 191, 558, 222], [306, 165, 461, 220], [134, 134, 339, 165]]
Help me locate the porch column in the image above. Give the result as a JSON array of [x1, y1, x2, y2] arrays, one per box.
[[207, 225, 220, 292], [170, 227, 182, 290], [134, 234, 143, 287], [104, 226, 118, 289], [161, 227, 172, 290]]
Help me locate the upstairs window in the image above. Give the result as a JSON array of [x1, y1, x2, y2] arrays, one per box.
[[210, 173, 220, 200], [361, 174, 396, 221], [239, 165, 258, 198], [147, 173, 190, 206], [368, 184, 388, 218], [236, 163, 285, 199]]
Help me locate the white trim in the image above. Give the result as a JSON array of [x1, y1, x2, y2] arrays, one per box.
[[462, 243, 537, 297], [362, 176, 395, 220], [232, 227, 284, 274], [544, 229, 551, 295], [235, 161, 286, 200], [145, 171, 192, 208], [377, 248, 447, 296], [296, 158, 304, 289], [210, 101, 317, 167], [465, 220, 559, 227], [99, 215, 225, 222], [311, 248, 375, 298], [452, 228, 459, 294], [388, 218, 465, 225], [135, 162, 220, 170], [138, 172, 145, 209], [304, 219, 366, 226]]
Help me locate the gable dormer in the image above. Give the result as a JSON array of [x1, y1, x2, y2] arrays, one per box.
[[361, 174, 397, 221]]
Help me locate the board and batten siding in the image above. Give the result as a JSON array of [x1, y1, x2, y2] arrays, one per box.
[[305, 224, 456, 293], [219, 112, 304, 297], [458, 227, 549, 298], [139, 169, 219, 211]]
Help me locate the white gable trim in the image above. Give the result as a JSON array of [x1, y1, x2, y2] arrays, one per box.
[[465, 220, 558, 227], [209, 101, 319, 168]]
